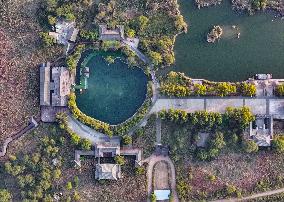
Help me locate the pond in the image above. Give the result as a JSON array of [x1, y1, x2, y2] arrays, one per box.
[[173, 0, 284, 81], [75, 51, 148, 125]]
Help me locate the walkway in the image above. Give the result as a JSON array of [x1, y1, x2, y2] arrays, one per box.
[[151, 97, 284, 118], [66, 114, 109, 145], [156, 117, 161, 145], [0, 117, 38, 157], [212, 187, 284, 202]]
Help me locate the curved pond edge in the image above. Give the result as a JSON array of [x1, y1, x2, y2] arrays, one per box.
[[67, 44, 154, 136]]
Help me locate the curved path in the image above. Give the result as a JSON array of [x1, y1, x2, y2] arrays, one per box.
[[66, 114, 109, 144], [143, 155, 178, 202], [212, 188, 284, 202]]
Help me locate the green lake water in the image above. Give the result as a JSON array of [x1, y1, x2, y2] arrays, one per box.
[[75, 52, 148, 125], [173, 0, 284, 81]]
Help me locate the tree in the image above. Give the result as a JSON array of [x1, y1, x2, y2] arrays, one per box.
[[148, 51, 162, 66], [210, 132, 226, 150], [122, 135, 132, 145], [174, 15, 187, 32], [46, 0, 58, 12], [242, 140, 258, 153], [0, 189, 12, 202], [164, 53, 175, 65], [48, 15, 57, 26], [71, 133, 81, 145], [224, 107, 255, 130], [80, 138, 92, 150], [53, 169, 61, 180], [104, 56, 115, 64], [66, 181, 73, 190], [137, 15, 149, 31], [114, 156, 125, 165], [272, 135, 284, 153], [39, 32, 56, 47], [126, 29, 136, 38]]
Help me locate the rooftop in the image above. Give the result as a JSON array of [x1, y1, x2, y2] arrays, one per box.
[[95, 164, 121, 180], [99, 24, 125, 41]]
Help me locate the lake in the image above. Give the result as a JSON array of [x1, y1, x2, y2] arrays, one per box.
[[173, 0, 284, 81]]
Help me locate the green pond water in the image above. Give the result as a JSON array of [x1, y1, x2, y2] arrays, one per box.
[[173, 0, 284, 81], [75, 52, 148, 125]]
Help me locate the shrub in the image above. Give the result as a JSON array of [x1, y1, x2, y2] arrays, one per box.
[[122, 135, 132, 145], [101, 40, 121, 51], [224, 107, 255, 130], [47, 15, 57, 25], [150, 193, 157, 202], [79, 30, 98, 41], [114, 156, 125, 165], [39, 32, 56, 47], [194, 84, 207, 96], [135, 166, 145, 175], [226, 184, 237, 196], [237, 82, 256, 97], [276, 84, 284, 96], [272, 135, 284, 153], [80, 138, 92, 150], [242, 140, 258, 153], [73, 191, 80, 201], [0, 189, 12, 202], [74, 176, 79, 188], [215, 82, 236, 97], [66, 181, 72, 190]]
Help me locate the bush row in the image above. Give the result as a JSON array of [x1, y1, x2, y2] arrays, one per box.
[[67, 92, 113, 136], [160, 71, 257, 97]]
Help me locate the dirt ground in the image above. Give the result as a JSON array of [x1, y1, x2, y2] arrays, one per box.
[[0, 0, 63, 142], [154, 161, 170, 190]]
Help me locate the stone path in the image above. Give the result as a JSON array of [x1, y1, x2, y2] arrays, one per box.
[[211, 187, 284, 202], [156, 117, 161, 145], [151, 97, 284, 118]]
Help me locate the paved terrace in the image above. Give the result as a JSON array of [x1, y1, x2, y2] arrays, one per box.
[[150, 97, 284, 118]]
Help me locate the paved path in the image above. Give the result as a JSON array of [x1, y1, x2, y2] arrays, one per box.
[[151, 97, 284, 118], [212, 187, 284, 202], [66, 115, 109, 145], [156, 117, 161, 145], [143, 155, 178, 202]]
